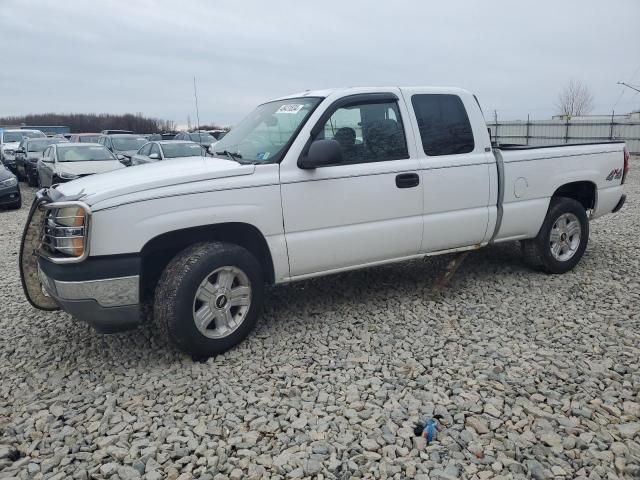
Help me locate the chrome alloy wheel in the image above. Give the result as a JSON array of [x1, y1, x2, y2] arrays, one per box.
[[549, 213, 581, 262], [192, 266, 252, 339]]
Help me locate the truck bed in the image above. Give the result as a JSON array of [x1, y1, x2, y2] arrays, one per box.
[[492, 141, 626, 243]]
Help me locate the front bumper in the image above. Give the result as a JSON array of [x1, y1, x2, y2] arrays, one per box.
[[38, 257, 142, 333], [0, 184, 21, 205]]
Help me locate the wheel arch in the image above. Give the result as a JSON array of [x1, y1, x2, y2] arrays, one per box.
[[551, 180, 597, 212], [139, 222, 275, 300]]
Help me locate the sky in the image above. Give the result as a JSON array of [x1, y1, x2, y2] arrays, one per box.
[[1, 0, 639, 127]]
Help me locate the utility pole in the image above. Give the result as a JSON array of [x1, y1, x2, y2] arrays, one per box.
[[617, 82, 640, 94]]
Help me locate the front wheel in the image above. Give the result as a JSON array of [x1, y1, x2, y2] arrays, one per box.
[[154, 242, 264, 358], [522, 197, 589, 274]]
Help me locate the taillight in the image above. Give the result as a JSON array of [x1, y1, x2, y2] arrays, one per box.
[[622, 145, 629, 185]]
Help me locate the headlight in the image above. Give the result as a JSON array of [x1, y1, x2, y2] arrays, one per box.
[[1, 177, 18, 187], [57, 172, 79, 180], [42, 205, 89, 259]]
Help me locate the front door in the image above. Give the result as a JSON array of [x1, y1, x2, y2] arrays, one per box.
[[280, 92, 423, 278]]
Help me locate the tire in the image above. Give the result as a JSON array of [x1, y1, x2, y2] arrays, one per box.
[[27, 174, 36, 187], [154, 242, 264, 358], [522, 197, 589, 274]]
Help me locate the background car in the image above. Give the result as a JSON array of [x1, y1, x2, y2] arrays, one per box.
[[69, 133, 102, 143], [100, 129, 133, 135], [0, 165, 21, 209], [14, 137, 68, 186], [206, 129, 228, 140], [97, 134, 148, 165], [147, 132, 178, 141], [37, 143, 125, 187], [174, 131, 216, 152], [0, 129, 45, 174], [130, 140, 207, 166]]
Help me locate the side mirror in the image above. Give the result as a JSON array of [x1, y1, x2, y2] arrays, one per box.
[[41, 157, 52, 163], [149, 153, 160, 160], [298, 139, 343, 169], [117, 154, 125, 160]]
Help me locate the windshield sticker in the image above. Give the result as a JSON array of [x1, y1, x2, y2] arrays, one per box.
[[276, 104, 305, 114], [256, 152, 270, 160]]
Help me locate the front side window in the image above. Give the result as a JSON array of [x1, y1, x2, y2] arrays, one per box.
[[213, 97, 322, 163], [314, 100, 408, 165], [56, 145, 116, 162], [411, 94, 474, 156], [139, 143, 152, 156], [150, 144, 161, 157]]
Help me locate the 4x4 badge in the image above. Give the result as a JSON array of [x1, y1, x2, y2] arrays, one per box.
[[606, 169, 623, 181]]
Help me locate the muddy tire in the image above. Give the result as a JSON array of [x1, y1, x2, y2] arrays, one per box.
[[522, 197, 589, 274], [154, 242, 264, 358]]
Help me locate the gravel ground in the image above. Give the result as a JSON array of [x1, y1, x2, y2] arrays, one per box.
[[1, 160, 639, 480]]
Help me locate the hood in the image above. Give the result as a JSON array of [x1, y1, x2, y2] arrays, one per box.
[[53, 156, 254, 206], [56, 160, 125, 176]]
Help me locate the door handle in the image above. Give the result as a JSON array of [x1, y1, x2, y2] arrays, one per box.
[[395, 173, 419, 188]]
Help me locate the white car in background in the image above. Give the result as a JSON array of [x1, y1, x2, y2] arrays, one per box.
[[36, 143, 125, 187], [1, 129, 45, 174], [130, 140, 208, 166]]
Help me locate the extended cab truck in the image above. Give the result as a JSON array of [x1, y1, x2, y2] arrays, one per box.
[[20, 87, 629, 357]]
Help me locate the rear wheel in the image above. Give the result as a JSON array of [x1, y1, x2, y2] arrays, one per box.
[[522, 197, 589, 273], [154, 242, 264, 358]]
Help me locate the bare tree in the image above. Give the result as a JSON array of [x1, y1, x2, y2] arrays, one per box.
[[557, 79, 594, 117]]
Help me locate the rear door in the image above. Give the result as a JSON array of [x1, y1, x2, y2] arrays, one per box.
[[280, 91, 423, 278], [401, 88, 495, 252]]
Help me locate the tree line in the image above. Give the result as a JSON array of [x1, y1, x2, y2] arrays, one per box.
[[0, 113, 176, 134]]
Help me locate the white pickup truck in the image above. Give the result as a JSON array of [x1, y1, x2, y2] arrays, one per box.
[[20, 87, 629, 357]]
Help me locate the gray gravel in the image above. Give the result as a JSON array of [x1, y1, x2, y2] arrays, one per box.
[[1, 160, 639, 480]]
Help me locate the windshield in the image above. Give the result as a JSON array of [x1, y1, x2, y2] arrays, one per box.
[[79, 135, 102, 143], [188, 133, 216, 144], [57, 145, 115, 162], [112, 137, 148, 151], [3, 130, 45, 142], [27, 139, 65, 152], [162, 142, 205, 158], [213, 97, 322, 163]]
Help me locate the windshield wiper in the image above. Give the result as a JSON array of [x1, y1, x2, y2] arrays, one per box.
[[215, 150, 253, 164]]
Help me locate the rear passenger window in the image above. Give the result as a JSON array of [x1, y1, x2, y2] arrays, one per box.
[[411, 94, 474, 156], [314, 101, 408, 165]]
